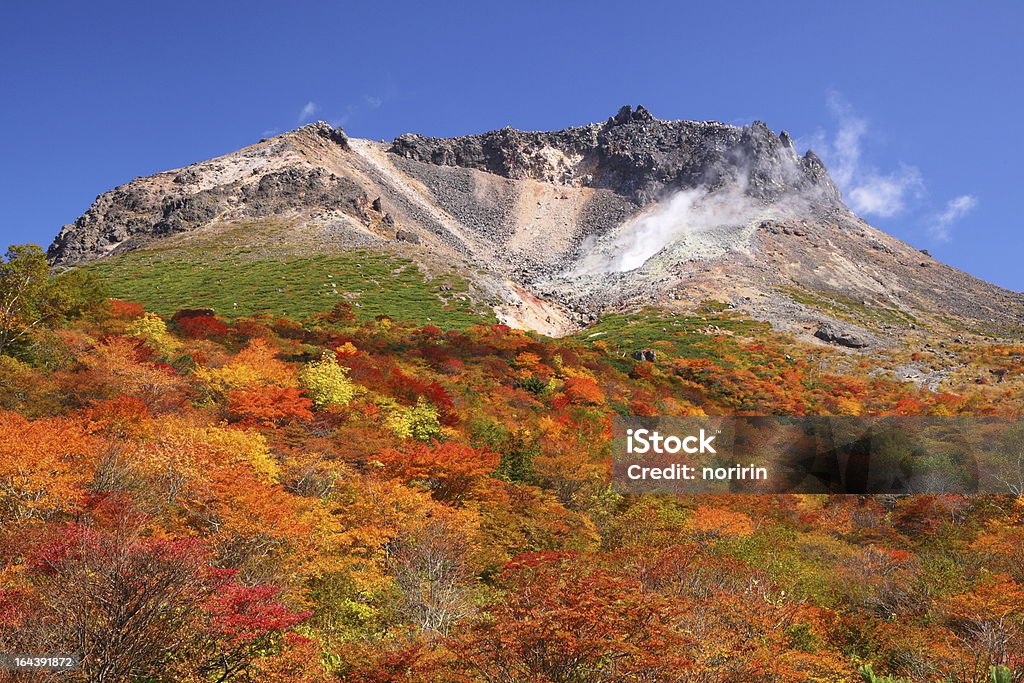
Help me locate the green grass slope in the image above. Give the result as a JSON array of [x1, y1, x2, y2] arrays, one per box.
[[82, 247, 495, 329]]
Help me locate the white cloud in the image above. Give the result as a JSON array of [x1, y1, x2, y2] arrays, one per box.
[[335, 94, 386, 127], [930, 194, 978, 242], [297, 101, 319, 123], [846, 164, 924, 218], [807, 92, 924, 218]]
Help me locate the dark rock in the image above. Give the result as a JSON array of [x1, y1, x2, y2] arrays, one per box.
[[301, 121, 349, 149], [396, 229, 420, 244], [814, 322, 869, 349], [388, 107, 841, 206], [243, 168, 361, 216], [631, 349, 657, 362]]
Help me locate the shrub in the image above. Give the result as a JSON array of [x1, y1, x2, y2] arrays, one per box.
[[386, 397, 441, 441], [108, 299, 146, 320], [299, 352, 357, 409], [125, 313, 179, 356], [173, 310, 231, 339]]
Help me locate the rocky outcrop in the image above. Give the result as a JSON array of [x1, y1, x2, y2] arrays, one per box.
[[48, 122, 353, 264], [814, 322, 870, 349], [389, 105, 840, 206]]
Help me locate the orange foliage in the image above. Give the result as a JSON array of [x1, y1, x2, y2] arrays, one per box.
[[559, 376, 606, 406], [227, 386, 313, 428], [375, 441, 499, 503]]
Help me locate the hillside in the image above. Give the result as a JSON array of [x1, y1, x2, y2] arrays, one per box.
[[47, 107, 1024, 344], [2, 288, 1024, 680]]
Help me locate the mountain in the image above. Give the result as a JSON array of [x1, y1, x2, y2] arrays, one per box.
[[48, 106, 1024, 342]]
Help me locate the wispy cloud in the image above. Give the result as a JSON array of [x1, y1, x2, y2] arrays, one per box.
[[335, 94, 386, 127], [930, 194, 978, 242], [807, 92, 924, 218], [297, 101, 319, 123]]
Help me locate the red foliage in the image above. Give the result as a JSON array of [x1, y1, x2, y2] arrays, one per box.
[[387, 369, 458, 426], [177, 314, 231, 340], [342, 638, 450, 683], [205, 568, 310, 648], [108, 299, 146, 320], [232, 319, 275, 342]]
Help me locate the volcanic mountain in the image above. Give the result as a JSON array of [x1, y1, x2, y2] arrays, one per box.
[[48, 105, 1024, 342]]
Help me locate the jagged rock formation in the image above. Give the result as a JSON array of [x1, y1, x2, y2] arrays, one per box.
[[390, 105, 839, 205], [47, 107, 1024, 340]]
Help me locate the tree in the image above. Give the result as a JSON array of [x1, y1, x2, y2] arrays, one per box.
[[375, 441, 499, 503], [0, 244, 104, 356], [125, 312, 180, 356], [23, 520, 210, 682], [193, 338, 297, 396], [560, 375, 606, 406], [386, 511, 478, 637], [17, 518, 309, 683]]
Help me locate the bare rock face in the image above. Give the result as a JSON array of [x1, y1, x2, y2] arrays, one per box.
[[389, 105, 840, 206], [48, 122, 355, 264]]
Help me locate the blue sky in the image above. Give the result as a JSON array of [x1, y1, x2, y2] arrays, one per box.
[[1, 1, 1021, 290]]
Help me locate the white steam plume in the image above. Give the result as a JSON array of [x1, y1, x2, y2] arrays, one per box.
[[572, 182, 775, 276]]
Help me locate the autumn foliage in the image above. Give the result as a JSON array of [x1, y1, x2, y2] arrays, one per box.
[[1, 293, 1024, 682]]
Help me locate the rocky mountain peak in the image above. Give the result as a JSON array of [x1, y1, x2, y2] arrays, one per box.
[[290, 120, 349, 148], [608, 104, 655, 125], [389, 106, 841, 207]]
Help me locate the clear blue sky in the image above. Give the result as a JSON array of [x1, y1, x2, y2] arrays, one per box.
[[2, 1, 1021, 290]]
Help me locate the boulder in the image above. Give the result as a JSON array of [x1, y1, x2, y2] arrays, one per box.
[[814, 322, 868, 349]]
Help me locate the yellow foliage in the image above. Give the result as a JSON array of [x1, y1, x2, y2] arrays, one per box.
[[299, 352, 357, 409], [385, 397, 441, 441], [125, 313, 179, 356], [335, 342, 358, 356], [193, 338, 296, 395], [198, 426, 279, 483]]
